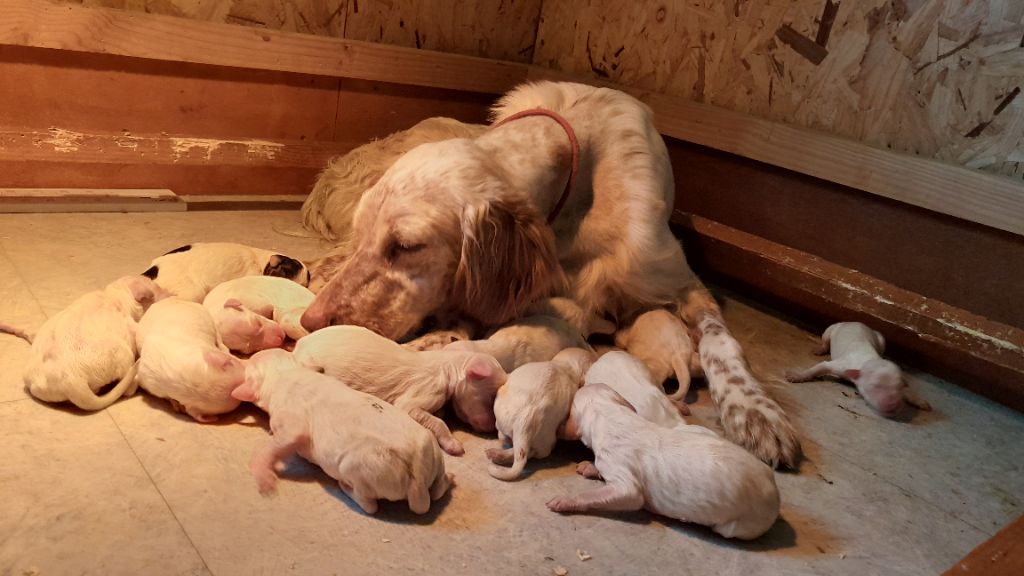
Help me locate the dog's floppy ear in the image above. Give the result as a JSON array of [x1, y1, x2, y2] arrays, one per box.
[[454, 196, 565, 326]]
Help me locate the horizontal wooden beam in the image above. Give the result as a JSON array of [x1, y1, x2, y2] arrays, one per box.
[[0, 0, 526, 96], [0, 188, 184, 212], [673, 212, 1024, 412]]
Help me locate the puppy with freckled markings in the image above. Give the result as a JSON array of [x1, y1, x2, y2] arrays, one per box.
[[486, 347, 595, 481], [0, 275, 168, 410]]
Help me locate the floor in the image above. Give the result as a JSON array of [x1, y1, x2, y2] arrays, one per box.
[[1, 211, 1021, 576]]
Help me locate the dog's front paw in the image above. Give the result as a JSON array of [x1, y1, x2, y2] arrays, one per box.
[[719, 389, 801, 469]]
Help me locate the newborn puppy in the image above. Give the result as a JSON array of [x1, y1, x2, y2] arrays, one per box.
[[444, 295, 598, 373], [548, 383, 780, 540], [142, 242, 309, 302], [205, 299, 286, 355], [136, 298, 246, 422], [615, 309, 697, 404], [486, 348, 595, 481], [293, 326, 506, 455], [233, 349, 453, 514], [203, 275, 315, 341], [583, 351, 707, 431], [0, 275, 167, 410], [786, 322, 931, 417]]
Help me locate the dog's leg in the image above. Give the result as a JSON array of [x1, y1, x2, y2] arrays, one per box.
[[678, 285, 801, 469], [546, 483, 643, 514]]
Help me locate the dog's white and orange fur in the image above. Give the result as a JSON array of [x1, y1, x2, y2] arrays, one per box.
[[486, 347, 594, 481], [300, 81, 800, 467], [234, 349, 453, 514], [548, 383, 780, 540]]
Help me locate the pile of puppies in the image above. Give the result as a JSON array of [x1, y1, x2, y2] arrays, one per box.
[[9, 240, 888, 541]]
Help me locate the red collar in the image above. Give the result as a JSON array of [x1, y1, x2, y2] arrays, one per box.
[[491, 108, 580, 224]]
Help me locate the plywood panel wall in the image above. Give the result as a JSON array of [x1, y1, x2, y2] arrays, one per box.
[[533, 0, 1024, 181]]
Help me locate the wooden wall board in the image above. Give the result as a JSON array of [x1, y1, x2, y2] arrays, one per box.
[[343, 0, 542, 63], [675, 214, 1024, 413], [533, 0, 1024, 182], [3, 0, 528, 95], [0, 45, 339, 142], [667, 138, 1024, 328], [0, 187, 185, 212]]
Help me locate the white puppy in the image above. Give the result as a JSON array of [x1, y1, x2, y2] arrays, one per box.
[[293, 326, 506, 456], [0, 275, 167, 410], [486, 348, 595, 481], [135, 298, 246, 422], [444, 315, 589, 374], [204, 299, 286, 355], [142, 242, 310, 302], [584, 351, 711, 434], [203, 275, 315, 354], [233, 349, 453, 514], [615, 309, 697, 404], [786, 322, 931, 417], [548, 383, 780, 540]]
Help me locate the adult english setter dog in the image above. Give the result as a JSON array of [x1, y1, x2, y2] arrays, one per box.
[[300, 81, 800, 468]]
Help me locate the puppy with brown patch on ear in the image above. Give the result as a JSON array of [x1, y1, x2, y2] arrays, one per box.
[[454, 196, 566, 327]]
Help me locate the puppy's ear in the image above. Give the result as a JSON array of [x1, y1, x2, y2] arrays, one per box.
[[263, 255, 306, 282], [842, 369, 862, 381], [223, 298, 245, 312], [231, 381, 258, 402], [454, 197, 566, 326]]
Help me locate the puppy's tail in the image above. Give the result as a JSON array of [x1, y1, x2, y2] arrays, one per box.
[[0, 322, 33, 344], [488, 431, 530, 482], [667, 352, 693, 403], [66, 360, 139, 411]]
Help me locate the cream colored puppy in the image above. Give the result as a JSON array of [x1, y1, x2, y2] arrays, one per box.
[[203, 275, 315, 354], [548, 383, 780, 540], [0, 275, 167, 410], [615, 309, 698, 404], [143, 242, 309, 302], [486, 348, 595, 481], [233, 349, 453, 514], [292, 326, 506, 456], [136, 298, 246, 422]]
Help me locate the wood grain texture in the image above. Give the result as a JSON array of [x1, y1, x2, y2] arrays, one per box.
[[1, 0, 527, 94], [534, 0, 1024, 181], [944, 514, 1024, 575], [675, 213, 1024, 412]]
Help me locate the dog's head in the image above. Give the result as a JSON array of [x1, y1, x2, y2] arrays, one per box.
[[301, 139, 565, 340]]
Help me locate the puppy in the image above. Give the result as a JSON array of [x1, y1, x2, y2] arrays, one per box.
[[548, 383, 780, 540], [204, 299, 286, 355], [786, 322, 931, 417], [0, 275, 166, 410], [203, 276, 315, 352], [486, 348, 595, 481], [142, 242, 309, 302], [292, 325, 506, 456], [444, 313, 591, 373], [135, 298, 246, 422], [583, 351, 707, 431], [233, 349, 453, 514], [615, 309, 698, 404]]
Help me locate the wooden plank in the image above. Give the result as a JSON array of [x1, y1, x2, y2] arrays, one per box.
[[0, 0, 527, 95], [182, 194, 308, 211], [529, 66, 1024, 237], [0, 188, 185, 212], [944, 514, 1024, 575], [673, 213, 1024, 412]]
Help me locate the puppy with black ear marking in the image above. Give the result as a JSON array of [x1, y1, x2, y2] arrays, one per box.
[[0, 275, 169, 410], [142, 242, 309, 302]]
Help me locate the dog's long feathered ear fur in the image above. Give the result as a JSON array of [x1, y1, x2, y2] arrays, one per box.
[[454, 196, 565, 326]]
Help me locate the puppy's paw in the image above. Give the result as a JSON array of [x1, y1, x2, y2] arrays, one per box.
[[575, 461, 602, 480], [440, 437, 465, 457], [485, 447, 513, 466], [674, 400, 691, 416], [783, 369, 809, 383], [546, 495, 583, 514], [253, 470, 278, 496]]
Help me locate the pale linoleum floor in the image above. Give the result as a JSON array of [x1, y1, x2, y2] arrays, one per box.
[[1, 211, 1021, 576]]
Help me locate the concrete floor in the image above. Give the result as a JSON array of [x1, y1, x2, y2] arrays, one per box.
[[1, 211, 1021, 576]]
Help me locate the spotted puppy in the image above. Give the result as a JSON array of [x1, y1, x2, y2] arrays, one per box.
[[142, 242, 309, 302], [549, 383, 780, 540], [234, 349, 453, 514], [786, 321, 931, 417], [486, 348, 595, 481], [293, 325, 506, 456], [0, 275, 167, 410]]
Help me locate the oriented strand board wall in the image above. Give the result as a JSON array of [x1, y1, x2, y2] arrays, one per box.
[[533, 0, 1024, 181]]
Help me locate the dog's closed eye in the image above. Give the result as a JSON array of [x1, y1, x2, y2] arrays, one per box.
[[386, 240, 427, 262]]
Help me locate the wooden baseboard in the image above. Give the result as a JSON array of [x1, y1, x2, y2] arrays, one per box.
[[944, 514, 1024, 575], [182, 194, 308, 211], [0, 188, 184, 212], [673, 213, 1024, 412]]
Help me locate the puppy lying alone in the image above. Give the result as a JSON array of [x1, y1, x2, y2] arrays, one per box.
[[486, 348, 595, 481], [0, 275, 167, 410], [203, 276, 315, 353], [142, 242, 309, 302], [615, 309, 698, 405], [786, 322, 931, 417], [234, 349, 453, 514], [136, 299, 245, 422], [548, 383, 780, 540], [293, 325, 506, 456]]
